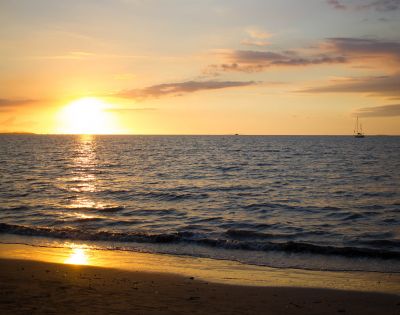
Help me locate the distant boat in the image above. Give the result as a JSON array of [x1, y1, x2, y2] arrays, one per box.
[[354, 116, 365, 138]]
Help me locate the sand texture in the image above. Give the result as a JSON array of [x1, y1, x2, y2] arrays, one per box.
[[1, 259, 399, 314]]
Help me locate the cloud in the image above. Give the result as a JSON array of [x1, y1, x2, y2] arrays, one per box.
[[240, 39, 270, 47], [356, 104, 400, 117], [106, 107, 157, 112], [358, 0, 400, 11], [327, 0, 347, 10], [301, 73, 400, 98], [207, 50, 347, 73], [207, 37, 400, 75], [297, 39, 400, 98], [246, 27, 272, 40], [240, 27, 272, 47], [327, 0, 400, 11], [27, 51, 148, 61], [232, 50, 347, 65], [116, 80, 257, 99], [326, 38, 400, 61], [0, 98, 38, 111]]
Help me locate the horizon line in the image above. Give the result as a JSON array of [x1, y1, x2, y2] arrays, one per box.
[[1, 132, 399, 136]]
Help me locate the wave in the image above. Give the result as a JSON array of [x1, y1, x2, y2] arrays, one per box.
[[99, 190, 209, 202], [68, 206, 125, 212], [0, 205, 31, 211], [362, 191, 396, 198], [71, 217, 105, 223], [360, 239, 400, 248], [142, 191, 209, 201], [1, 222, 399, 260]]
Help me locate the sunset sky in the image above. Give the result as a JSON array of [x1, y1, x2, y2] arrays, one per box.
[[1, 0, 399, 135]]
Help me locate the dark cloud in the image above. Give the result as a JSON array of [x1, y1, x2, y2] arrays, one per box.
[[0, 99, 38, 111], [327, 38, 400, 60], [356, 104, 400, 117], [327, 0, 400, 11], [116, 80, 257, 99], [207, 50, 347, 73], [302, 73, 400, 98], [237, 50, 347, 66]]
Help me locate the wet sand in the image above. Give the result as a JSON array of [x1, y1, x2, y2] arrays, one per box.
[[1, 258, 399, 315]]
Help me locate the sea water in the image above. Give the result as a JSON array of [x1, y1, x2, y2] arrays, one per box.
[[0, 135, 399, 272]]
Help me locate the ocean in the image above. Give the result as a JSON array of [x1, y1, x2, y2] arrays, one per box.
[[0, 135, 399, 272]]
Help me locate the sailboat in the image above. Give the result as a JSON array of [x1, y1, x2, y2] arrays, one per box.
[[354, 116, 365, 138]]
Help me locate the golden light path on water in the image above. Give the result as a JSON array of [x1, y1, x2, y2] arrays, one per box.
[[64, 134, 110, 218], [61, 135, 101, 266]]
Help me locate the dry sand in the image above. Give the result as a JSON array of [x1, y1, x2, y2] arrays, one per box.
[[1, 258, 399, 315]]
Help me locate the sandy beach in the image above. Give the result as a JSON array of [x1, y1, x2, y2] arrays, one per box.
[[0, 257, 399, 315]]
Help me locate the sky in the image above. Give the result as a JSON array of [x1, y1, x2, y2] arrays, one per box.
[[1, 0, 399, 135]]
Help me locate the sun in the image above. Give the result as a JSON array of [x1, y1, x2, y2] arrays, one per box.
[[57, 97, 120, 134]]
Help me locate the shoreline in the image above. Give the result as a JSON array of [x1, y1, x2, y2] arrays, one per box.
[[1, 258, 399, 315], [0, 242, 399, 295]]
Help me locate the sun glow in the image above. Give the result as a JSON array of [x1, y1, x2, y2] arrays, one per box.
[[65, 248, 89, 265], [57, 98, 120, 134]]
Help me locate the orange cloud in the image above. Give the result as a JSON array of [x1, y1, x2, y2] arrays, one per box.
[[301, 73, 400, 99], [116, 80, 257, 100], [356, 104, 400, 117]]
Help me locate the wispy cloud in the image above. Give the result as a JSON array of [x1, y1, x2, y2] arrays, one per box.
[[356, 104, 400, 117], [106, 107, 157, 112], [246, 27, 272, 40], [327, 0, 400, 11], [301, 73, 400, 99], [358, 0, 400, 11], [327, 0, 347, 10], [116, 80, 257, 99], [241, 27, 272, 47], [27, 51, 148, 61], [0, 98, 38, 111], [206, 50, 347, 73], [240, 39, 271, 47]]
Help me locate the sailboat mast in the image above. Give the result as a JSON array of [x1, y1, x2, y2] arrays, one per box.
[[355, 116, 359, 134], [354, 116, 365, 138]]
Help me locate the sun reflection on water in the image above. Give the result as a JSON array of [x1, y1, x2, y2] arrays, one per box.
[[67, 135, 98, 205], [65, 247, 89, 265]]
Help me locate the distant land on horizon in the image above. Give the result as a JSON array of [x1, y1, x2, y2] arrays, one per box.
[[0, 132, 37, 135]]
